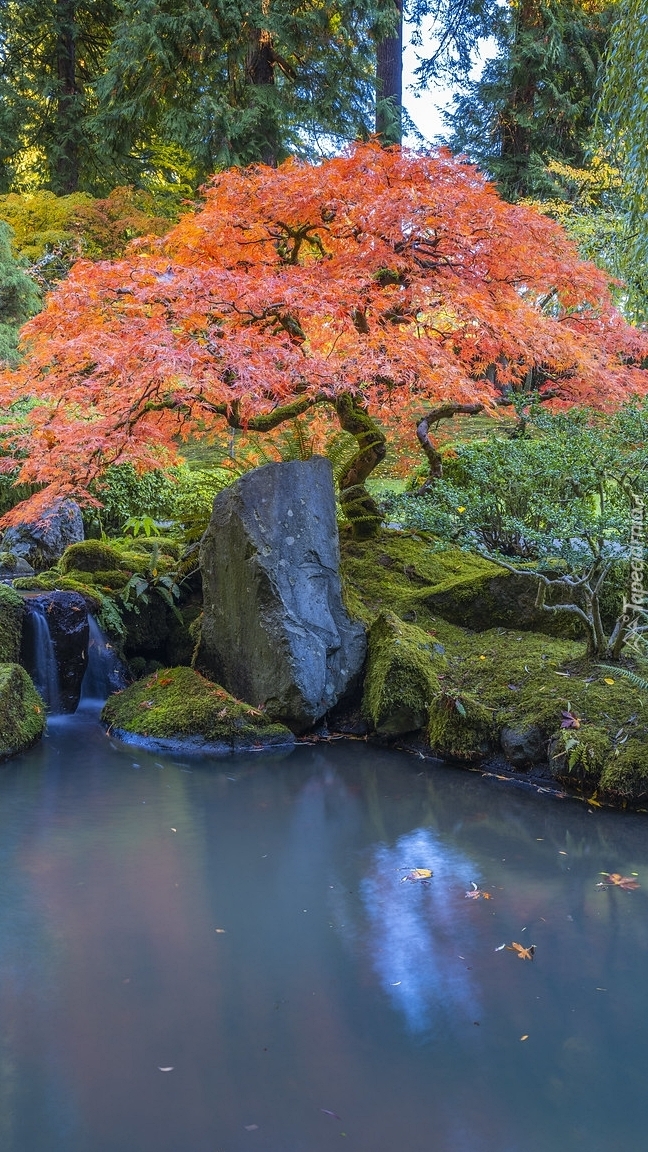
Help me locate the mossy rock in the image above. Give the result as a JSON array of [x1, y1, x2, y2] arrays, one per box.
[[599, 741, 648, 803], [0, 583, 25, 662], [102, 666, 293, 753], [12, 574, 102, 611], [88, 569, 130, 591], [362, 611, 445, 735], [340, 530, 581, 638], [549, 725, 611, 786], [59, 540, 124, 573], [428, 691, 497, 761], [0, 663, 45, 759]]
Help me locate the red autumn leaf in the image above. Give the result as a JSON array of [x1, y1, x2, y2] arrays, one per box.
[[600, 873, 640, 890], [0, 145, 644, 524]]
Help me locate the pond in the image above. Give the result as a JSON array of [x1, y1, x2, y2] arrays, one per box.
[[1, 709, 648, 1152]]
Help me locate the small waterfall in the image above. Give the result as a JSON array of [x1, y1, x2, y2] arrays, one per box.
[[80, 615, 127, 705], [23, 608, 61, 713]]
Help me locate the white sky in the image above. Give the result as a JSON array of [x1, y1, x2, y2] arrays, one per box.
[[402, 28, 498, 145]]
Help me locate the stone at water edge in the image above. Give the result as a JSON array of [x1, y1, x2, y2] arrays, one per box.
[[2, 499, 84, 571], [195, 458, 366, 732], [0, 663, 45, 759]]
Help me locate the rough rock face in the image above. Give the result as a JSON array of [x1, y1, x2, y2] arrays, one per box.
[[500, 724, 547, 769], [3, 499, 84, 570], [21, 592, 89, 712], [195, 458, 366, 731]]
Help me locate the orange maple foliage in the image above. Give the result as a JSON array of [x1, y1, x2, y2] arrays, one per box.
[[1, 142, 647, 525]]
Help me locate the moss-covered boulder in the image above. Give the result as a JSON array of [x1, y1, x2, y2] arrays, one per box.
[[59, 540, 124, 573], [428, 691, 496, 761], [340, 531, 582, 638], [0, 663, 45, 758], [102, 666, 294, 753], [0, 583, 25, 662], [362, 612, 445, 735]]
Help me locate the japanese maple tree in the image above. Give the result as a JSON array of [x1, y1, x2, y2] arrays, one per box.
[[1, 142, 647, 536]]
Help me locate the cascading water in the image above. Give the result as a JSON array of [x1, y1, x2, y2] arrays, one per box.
[[22, 606, 61, 713], [79, 614, 127, 705]]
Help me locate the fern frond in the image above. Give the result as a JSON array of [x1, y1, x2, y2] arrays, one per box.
[[598, 663, 648, 691]]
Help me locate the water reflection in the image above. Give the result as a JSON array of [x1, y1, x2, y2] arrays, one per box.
[[1, 730, 648, 1150], [361, 828, 479, 1032]]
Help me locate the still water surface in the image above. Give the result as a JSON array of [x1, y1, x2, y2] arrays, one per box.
[[1, 709, 648, 1152]]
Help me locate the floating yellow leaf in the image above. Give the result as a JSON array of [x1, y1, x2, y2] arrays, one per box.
[[402, 868, 432, 882], [508, 942, 536, 960]]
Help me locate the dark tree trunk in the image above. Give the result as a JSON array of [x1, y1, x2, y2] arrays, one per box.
[[245, 1, 279, 166], [53, 0, 80, 193], [375, 0, 403, 145]]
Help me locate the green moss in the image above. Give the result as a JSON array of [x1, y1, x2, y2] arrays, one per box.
[[362, 611, 445, 735], [428, 691, 496, 761], [0, 583, 24, 662], [116, 536, 181, 560], [59, 540, 124, 573], [549, 725, 611, 785], [0, 663, 45, 758], [12, 573, 102, 610], [87, 570, 130, 591], [338, 527, 648, 805], [599, 741, 648, 803], [102, 666, 292, 749], [340, 530, 499, 627]]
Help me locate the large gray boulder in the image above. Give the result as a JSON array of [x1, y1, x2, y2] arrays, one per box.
[[3, 499, 84, 570], [195, 458, 366, 731]]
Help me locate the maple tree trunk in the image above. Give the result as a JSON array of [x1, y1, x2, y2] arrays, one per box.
[[375, 0, 403, 145], [53, 0, 80, 193], [416, 403, 484, 487], [335, 394, 386, 539]]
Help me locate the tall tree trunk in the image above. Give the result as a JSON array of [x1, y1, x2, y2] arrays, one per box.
[[53, 0, 80, 193], [245, 0, 279, 166], [375, 0, 403, 145]]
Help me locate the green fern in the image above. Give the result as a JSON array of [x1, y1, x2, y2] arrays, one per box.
[[598, 663, 648, 691]]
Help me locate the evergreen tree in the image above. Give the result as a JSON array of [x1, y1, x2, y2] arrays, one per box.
[[600, 0, 648, 309], [94, 0, 396, 176], [0, 221, 40, 363], [443, 0, 616, 200], [0, 0, 117, 194]]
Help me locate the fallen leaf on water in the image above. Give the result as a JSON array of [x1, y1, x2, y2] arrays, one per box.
[[465, 882, 492, 900], [600, 873, 640, 890], [215, 928, 227, 933], [321, 1109, 341, 1120], [520, 1034, 529, 1042], [494, 943, 507, 951], [507, 942, 536, 960], [158, 1067, 174, 1072], [401, 868, 432, 882]]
